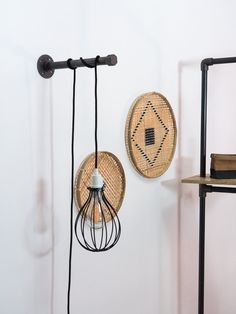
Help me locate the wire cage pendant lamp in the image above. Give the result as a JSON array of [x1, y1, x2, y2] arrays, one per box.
[[37, 53, 121, 314], [74, 56, 121, 252], [74, 169, 121, 252]]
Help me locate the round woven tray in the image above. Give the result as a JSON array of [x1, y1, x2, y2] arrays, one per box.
[[125, 92, 177, 178], [74, 151, 125, 221]]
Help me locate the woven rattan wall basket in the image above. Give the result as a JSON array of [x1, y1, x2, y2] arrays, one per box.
[[74, 151, 125, 221], [125, 92, 177, 178]]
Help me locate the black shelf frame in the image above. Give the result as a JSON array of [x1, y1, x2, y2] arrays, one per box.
[[198, 56, 236, 314]]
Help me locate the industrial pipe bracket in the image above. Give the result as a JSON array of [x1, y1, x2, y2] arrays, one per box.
[[37, 54, 117, 78]]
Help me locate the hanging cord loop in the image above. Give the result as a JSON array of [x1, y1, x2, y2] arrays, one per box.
[[80, 56, 100, 68], [67, 60, 77, 314], [67, 58, 77, 70], [80, 55, 100, 168]]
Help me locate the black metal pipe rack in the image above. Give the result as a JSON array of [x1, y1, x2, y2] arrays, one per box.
[[37, 54, 117, 78], [198, 56, 236, 314]]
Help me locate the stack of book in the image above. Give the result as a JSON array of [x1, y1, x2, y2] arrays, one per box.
[[210, 154, 236, 179]]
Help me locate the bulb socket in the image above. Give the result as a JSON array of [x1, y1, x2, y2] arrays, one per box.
[[91, 168, 104, 188]]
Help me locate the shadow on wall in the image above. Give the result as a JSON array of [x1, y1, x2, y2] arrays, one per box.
[[24, 75, 55, 314], [178, 59, 202, 314], [25, 178, 53, 257], [161, 156, 197, 314], [159, 58, 201, 314], [25, 74, 55, 257]]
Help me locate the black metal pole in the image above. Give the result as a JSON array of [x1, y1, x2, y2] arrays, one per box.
[[200, 62, 208, 177], [204, 185, 236, 194], [198, 59, 209, 314], [200, 57, 236, 176], [198, 184, 236, 314], [198, 186, 206, 314], [198, 56, 236, 314], [202, 57, 236, 67], [37, 54, 117, 78]]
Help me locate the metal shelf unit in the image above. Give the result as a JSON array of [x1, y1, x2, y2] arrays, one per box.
[[182, 56, 236, 314]]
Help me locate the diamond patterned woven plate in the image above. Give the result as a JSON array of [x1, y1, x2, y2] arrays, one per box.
[[125, 92, 177, 178]]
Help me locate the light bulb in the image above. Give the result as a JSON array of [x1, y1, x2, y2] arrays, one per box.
[[85, 188, 103, 229]]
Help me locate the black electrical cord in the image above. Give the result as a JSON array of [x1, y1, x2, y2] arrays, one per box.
[[94, 56, 99, 168], [67, 58, 76, 314], [66, 56, 99, 312], [80, 55, 100, 168]]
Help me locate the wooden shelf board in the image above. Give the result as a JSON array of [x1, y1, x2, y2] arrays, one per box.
[[181, 174, 236, 185]]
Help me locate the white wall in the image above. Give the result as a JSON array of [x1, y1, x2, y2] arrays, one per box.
[[1, 0, 236, 314]]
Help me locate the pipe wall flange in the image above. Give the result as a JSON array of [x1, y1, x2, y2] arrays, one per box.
[[37, 54, 54, 78]]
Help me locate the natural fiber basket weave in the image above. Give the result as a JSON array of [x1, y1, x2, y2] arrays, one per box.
[[125, 92, 177, 178], [74, 151, 125, 221]]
